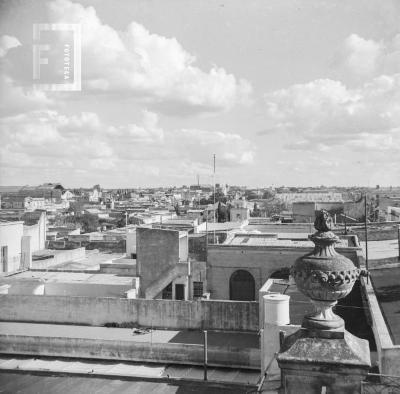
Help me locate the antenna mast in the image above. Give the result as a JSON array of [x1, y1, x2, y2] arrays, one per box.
[[213, 154, 216, 243]]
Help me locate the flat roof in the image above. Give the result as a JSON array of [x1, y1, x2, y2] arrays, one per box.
[[0, 369, 259, 393], [226, 233, 349, 248], [0, 271, 134, 285], [164, 218, 196, 223], [200, 222, 246, 232], [0, 322, 258, 348], [31, 251, 124, 271], [361, 240, 400, 260], [0, 220, 23, 226], [371, 267, 400, 345]]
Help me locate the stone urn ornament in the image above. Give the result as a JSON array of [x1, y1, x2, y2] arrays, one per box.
[[291, 209, 367, 332], [278, 209, 371, 394]]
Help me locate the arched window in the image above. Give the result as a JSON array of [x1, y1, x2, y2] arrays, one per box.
[[229, 270, 255, 301]]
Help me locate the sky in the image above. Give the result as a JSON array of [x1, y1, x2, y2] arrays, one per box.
[[0, 0, 399, 188]]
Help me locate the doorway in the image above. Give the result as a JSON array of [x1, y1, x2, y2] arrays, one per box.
[[229, 269, 255, 301], [1, 246, 8, 273], [175, 284, 185, 300]]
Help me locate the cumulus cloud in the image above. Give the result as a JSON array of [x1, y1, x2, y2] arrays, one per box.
[[0, 110, 112, 162], [0, 75, 53, 117], [173, 128, 255, 167], [342, 34, 383, 77], [108, 110, 164, 142], [337, 33, 400, 79], [257, 32, 400, 184], [0, 108, 255, 185], [46, 0, 251, 113], [264, 75, 400, 153], [0, 35, 21, 57]]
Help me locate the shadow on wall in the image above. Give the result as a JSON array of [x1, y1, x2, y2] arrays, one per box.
[[167, 330, 259, 348], [335, 281, 377, 351]]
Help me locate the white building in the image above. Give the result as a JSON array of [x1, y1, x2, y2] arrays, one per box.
[[24, 197, 46, 211], [0, 221, 31, 273], [230, 199, 251, 222]]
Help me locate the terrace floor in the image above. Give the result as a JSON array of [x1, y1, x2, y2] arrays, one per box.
[[0, 322, 259, 348], [32, 250, 125, 272], [371, 267, 400, 345]]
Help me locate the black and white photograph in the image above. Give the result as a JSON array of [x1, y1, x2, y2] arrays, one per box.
[[0, 0, 400, 392]]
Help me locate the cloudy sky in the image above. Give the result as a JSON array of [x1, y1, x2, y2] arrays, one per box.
[[0, 0, 399, 188]]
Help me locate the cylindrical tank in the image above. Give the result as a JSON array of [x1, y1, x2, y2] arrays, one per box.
[[263, 293, 290, 326]]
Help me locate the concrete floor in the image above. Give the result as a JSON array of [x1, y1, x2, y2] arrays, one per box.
[[31, 251, 125, 272], [0, 355, 263, 387], [0, 372, 252, 394], [0, 323, 259, 348], [2, 270, 133, 284], [361, 240, 400, 260], [371, 267, 400, 345]]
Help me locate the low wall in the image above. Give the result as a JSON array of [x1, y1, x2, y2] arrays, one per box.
[[245, 223, 314, 233], [0, 295, 259, 332], [32, 247, 86, 269], [0, 335, 260, 369], [351, 228, 399, 241], [85, 240, 126, 252], [361, 277, 400, 375], [99, 261, 136, 275], [369, 257, 400, 270], [46, 240, 81, 250]]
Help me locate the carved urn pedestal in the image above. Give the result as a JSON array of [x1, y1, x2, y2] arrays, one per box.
[[276, 210, 371, 394]]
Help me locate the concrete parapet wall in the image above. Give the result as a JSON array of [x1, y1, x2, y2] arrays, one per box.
[[0, 334, 260, 369], [85, 240, 126, 252], [99, 260, 136, 275], [361, 277, 400, 376], [0, 295, 259, 332], [32, 247, 86, 269]]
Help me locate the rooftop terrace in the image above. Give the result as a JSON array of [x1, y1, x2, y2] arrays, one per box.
[[371, 267, 400, 345], [225, 233, 350, 248], [1, 271, 134, 286]]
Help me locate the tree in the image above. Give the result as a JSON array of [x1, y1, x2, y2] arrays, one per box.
[[217, 202, 229, 222], [244, 190, 258, 200], [261, 199, 286, 217], [251, 202, 262, 217], [66, 213, 99, 233], [199, 198, 209, 205], [262, 189, 275, 199]]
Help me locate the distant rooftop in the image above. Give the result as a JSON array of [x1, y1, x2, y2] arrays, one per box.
[[0, 220, 23, 225], [225, 233, 349, 248], [2, 271, 133, 286], [199, 221, 247, 232], [31, 250, 124, 271]]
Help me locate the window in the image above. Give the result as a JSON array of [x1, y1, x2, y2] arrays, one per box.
[[193, 281, 203, 298], [162, 282, 172, 299]]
